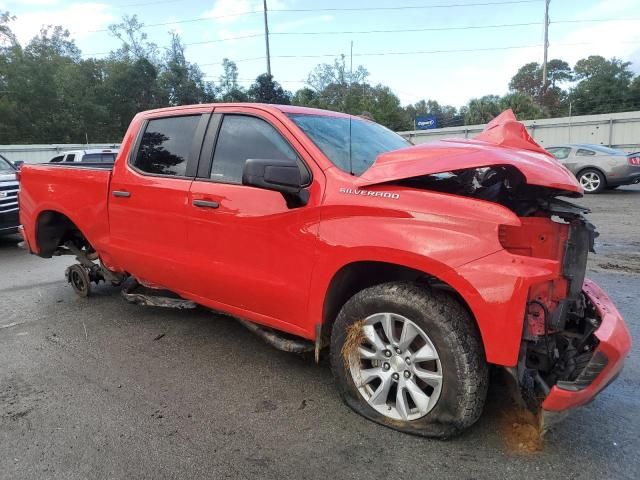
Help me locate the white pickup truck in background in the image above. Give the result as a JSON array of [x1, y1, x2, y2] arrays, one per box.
[[49, 148, 119, 164]]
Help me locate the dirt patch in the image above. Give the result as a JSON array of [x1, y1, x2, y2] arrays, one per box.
[[499, 405, 543, 454], [341, 318, 366, 373], [597, 262, 640, 274]]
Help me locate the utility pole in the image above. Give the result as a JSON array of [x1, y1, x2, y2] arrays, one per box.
[[349, 40, 353, 85], [541, 0, 550, 92], [263, 0, 271, 76]]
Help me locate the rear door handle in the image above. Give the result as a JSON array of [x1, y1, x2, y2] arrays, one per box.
[[192, 199, 219, 209], [112, 190, 131, 198]]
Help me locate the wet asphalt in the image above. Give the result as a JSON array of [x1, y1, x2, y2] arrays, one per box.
[[0, 186, 638, 480]]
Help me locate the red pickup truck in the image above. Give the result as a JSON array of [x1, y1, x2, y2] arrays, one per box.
[[19, 104, 631, 437]]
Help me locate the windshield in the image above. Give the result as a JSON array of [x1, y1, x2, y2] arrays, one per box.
[[288, 113, 410, 175], [0, 155, 15, 173]]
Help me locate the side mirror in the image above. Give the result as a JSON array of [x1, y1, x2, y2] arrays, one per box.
[[242, 158, 309, 207], [13, 160, 24, 170]]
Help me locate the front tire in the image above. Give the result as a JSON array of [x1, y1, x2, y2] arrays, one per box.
[[578, 168, 606, 194], [330, 282, 488, 438]]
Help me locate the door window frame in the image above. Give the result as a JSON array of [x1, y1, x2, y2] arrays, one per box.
[[128, 113, 211, 180], [195, 112, 312, 186]]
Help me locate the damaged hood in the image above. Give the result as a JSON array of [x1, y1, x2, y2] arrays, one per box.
[[357, 110, 581, 194]]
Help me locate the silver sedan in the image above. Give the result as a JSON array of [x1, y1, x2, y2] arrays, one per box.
[[546, 144, 640, 193]]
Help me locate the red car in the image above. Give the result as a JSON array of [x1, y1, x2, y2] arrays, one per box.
[[18, 105, 631, 437]]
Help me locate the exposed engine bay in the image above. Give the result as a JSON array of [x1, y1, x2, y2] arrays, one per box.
[[395, 165, 603, 414]]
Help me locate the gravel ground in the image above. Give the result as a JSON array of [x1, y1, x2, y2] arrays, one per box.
[[0, 185, 638, 480]]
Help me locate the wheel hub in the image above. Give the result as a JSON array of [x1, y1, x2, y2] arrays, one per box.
[[348, 312, 443, 421]]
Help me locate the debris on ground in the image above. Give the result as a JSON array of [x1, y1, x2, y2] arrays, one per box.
[[500, 404, 543, 454]]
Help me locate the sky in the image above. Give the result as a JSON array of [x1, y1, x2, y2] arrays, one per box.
[[2, 0, 640, 107]]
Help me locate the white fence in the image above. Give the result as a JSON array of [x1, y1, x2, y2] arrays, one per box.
[[0, 144, 121, 164], [399, 110, 640, 152]]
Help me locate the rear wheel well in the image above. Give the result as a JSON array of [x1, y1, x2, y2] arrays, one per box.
[[36, 211, 91, 258], [320, 261, 476, 347]]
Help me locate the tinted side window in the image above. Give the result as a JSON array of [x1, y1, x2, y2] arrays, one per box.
[[81, 153, 114, 163], [50, 155, 64, 163], [65, 154, 76, 162], [548, 147, 570, 160], [134, 115, 201, 176], [82, 154, 101, 162], [211, 115, 298, 184], [576, 149, 595, 156]]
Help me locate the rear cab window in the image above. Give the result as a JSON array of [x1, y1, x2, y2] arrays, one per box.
[[576, 149, 596, 156], [132, 115, 202, 177]]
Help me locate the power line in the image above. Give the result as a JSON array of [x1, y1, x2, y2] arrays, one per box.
[[268, 0, 543, 12], [85, 39, 624, 61], [110, 0, 179, 8], [78, 10, 262, 34], [78, 15, 640, 47], [74, 0, 543, 35]]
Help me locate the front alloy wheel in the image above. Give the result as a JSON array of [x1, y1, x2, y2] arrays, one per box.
[[349, 313, 442, 421], [330, 282, 488, 438]]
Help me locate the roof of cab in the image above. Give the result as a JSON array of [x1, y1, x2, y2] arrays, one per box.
[[140, 103, 354, 119]]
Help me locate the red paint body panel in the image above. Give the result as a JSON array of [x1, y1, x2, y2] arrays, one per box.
[[18, 104, 630, 396], [542, 279, 632, 411], [18, 165, 112, 255]]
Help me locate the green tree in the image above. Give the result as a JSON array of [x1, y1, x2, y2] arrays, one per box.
[[509, 59, 571, 116], [629, 76, 640, 110], [219, 58, 247, 102], [158, 32, 215, 106], [461, 95, 502, 124], [248, 73, 290, 104], [108, 15, 158, 63], [291, 87, 320, 107], [571, 56, 633, 115], [307, 54, 368, 92], [500, 92, 545, 120], [99, 57, 162, 139], [359, 84, 406, 131], [0, 11, 16, 48]]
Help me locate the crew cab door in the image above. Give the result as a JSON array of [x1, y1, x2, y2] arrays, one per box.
[[186, 107, 324, 337], [108, 109, 211, 289]]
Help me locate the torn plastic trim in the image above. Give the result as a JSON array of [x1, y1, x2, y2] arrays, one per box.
[[237, 319, 315, 354], [121, 277, 197, 309]]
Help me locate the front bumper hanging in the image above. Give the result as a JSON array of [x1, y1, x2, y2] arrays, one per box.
[[542, 279, 632, 412]]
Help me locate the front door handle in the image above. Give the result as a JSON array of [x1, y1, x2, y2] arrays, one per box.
[[192, 199, 219, 209], [112, 190, 131, 198]]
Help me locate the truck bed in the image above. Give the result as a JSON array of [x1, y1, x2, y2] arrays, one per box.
[[19, 164, 113, 256]]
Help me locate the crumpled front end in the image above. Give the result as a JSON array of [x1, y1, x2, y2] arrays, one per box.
[[498, 201, 632, 416]]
